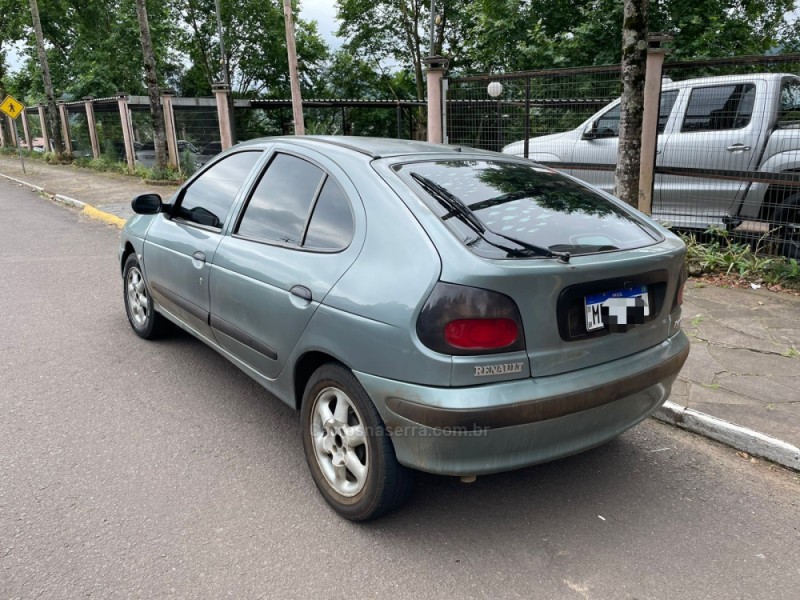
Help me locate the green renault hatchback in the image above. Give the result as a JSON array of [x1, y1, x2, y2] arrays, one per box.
[[120, 136, 689, 520]]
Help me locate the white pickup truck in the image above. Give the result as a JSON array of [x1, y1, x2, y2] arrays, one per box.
[[502, 73, 800, 258]]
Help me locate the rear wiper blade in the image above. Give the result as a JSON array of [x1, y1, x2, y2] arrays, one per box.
[[489, 230, 570, 263], [410, 172, 570, 262], [410, 172, 484, 234]]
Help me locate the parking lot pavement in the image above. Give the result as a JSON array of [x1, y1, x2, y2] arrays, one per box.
[[3, 179, 800, 599]]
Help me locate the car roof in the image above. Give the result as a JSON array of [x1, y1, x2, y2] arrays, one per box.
[[236, 135, 490, 159], [662, 72, 797, 91]]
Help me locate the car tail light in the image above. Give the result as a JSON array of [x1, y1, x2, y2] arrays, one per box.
[[416, 282, 525, 355]]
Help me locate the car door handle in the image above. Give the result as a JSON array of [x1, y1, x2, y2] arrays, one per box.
[[290, 285, 312, 301], [726, 144, 751, 152], [192, 251, 206, 262]]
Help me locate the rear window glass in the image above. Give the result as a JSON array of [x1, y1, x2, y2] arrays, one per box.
[[395, 160, 660, 259]]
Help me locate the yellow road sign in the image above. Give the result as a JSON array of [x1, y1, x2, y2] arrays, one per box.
[[0, 95, 25, 120]]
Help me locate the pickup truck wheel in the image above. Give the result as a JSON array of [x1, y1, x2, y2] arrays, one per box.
[[772, 194, 800, 260], [301, 363, 414, 521]]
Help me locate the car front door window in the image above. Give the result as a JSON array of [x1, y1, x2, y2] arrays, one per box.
[[175, 151, 261, 229]]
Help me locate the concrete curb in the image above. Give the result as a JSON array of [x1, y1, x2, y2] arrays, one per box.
[[1, 171, 126, 229], [654, 401, 800, 471]]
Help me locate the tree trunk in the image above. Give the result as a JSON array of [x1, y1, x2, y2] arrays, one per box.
[[283, 0, 305, 135], [614, 0, 648, 208], [134, 0, 167, 171], [28, 0, 63, 154]]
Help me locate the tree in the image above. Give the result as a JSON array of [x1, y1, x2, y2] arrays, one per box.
[[614, 0, 648, 208], [336, 0, 472, 100], [175, 0, 327, 97], [28, 0, 63, 153], [134, 0, 168, 171]]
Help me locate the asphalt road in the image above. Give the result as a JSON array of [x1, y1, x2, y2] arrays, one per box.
[[1, 180, 799, 600]]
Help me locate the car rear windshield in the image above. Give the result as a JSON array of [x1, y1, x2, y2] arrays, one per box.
[[395, 160, 661, 259]]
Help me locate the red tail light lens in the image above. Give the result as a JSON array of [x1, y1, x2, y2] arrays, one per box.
[[416, 282, 526, 355], [444, 318, 519, 350]]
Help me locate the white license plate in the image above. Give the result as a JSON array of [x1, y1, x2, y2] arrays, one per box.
[[585, 285, 649, 332]]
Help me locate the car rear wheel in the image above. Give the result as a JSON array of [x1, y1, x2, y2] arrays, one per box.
[[123, 254, 166, 339], [301, 363, 413, 521], [772, 193, 800, 260]]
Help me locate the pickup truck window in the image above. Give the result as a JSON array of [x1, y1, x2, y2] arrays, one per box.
[[779, 79, 800, 122], [592, 90, 678, 137], [681, 83, 756, 132]]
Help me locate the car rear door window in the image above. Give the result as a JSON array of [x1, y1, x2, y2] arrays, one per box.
[[303, 179, 354, 250], [237, 153, 325, 245], [681, 84, 756, 132], [175, 151, 261, 229]]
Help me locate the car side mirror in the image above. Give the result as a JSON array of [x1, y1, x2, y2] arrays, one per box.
[[131, 193, 163, 215], [581, 127, 598, 140]]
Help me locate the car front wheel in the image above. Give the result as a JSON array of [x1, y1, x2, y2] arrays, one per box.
[[301, 363, 413, 521]]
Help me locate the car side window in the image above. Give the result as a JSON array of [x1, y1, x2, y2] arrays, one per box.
[[594, 105, 621, 137], [175, 151, 261, 229], [779, 79, 800, 122], [593, 90, 678, 138], [303, 178, 354, 250], [237, 153, 325, 245], [657, 90, 679, 133], [681, 84, 756, 132]]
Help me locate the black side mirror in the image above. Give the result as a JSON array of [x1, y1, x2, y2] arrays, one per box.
[[131, 193, 163, 215]]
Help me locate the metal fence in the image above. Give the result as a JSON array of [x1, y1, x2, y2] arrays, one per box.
[[12, 96, 425, 179], [446, 55, 800, 259]]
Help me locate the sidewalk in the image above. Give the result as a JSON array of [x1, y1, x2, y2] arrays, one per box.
[[2, 154, 798, 469], [0, 154, 179, 222]]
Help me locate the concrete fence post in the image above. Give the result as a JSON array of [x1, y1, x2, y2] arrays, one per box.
[[38, 104, 50, 152], [638, 35, 670, 216], [21, 108, 32, 151], [423, 56, 448, 144], [160, 90, 179, 169], [213, 83, 234, 150], [84, 96, 100, 159], [116, 93, 136, 173], [58, 101, 73, 155]]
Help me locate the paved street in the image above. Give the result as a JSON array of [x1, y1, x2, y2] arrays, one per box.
[[1, 180, 799, 599]]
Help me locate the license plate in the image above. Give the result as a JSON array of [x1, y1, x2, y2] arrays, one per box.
[[585, 285, 649, 332]]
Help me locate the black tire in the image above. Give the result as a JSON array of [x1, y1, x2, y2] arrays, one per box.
[[122, 254, 167, 339], [772, 193, 800, 260], [300, 363, 414, 521]]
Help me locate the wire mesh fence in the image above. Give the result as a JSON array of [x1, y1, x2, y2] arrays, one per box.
[[446, 66, 622, 157], [447, 55, 800, 258], [65, 104, 92, 157]]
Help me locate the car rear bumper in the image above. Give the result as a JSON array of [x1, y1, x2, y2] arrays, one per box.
[[354, 331, 690, 476]]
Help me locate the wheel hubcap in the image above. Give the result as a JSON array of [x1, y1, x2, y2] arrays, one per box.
[[126, 266, 149, 327], [311, 387, 369, 497]]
